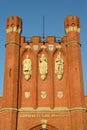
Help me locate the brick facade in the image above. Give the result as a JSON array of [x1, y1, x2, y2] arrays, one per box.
[[0, 16, 87, 130]]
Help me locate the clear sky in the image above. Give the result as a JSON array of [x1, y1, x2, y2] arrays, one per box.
[[0, 0, 87, 95]]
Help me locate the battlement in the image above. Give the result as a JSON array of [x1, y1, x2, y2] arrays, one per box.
[[21, 36, 61, 44], [64, 16, 80, 33], [31, 36, 41, 43], [6, 16, 22, 34], [46, 36, 56, 43]]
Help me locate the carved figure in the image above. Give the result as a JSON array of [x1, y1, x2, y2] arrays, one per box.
[[55, 53, 64, 80], [6, 25, 21, 34], [39, 54, 48, 80], [23, 55, 32, 80], [6, 26, 12, 33], [13, 26, 18, 32]]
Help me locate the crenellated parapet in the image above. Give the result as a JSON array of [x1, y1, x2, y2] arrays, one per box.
[[6, 16, 22, 34], [64, 16, 80, 34]]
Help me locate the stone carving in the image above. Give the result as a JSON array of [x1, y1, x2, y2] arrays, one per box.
[[39, 54, 48, 80], [65, 26, 80, 33], [6, 25, 21, 34], [25, 91, 30, 98], [13, 26, 18, 32], [56, 45, 62, 50], [41, 45, 46, 49], [33, 44, 38, 50], [48, 44, 54, 51], [57, 91, 63, 98], [23, 55, 32, 80], [41, 119, 47, 129], [25, 45, 31, 50], [41, 91, 47, 99], [6, 26, 12, 33], [55, 53, 64, 80]]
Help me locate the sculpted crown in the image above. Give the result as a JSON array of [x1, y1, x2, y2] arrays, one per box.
[[64, 16, 80, 34]]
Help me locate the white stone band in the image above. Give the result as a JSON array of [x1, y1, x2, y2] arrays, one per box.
[[0, 107, 87, 113]]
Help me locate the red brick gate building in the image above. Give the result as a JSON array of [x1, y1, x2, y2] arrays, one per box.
[[0, 16, 87, 130]]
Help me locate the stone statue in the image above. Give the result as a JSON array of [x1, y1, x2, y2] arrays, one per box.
[[23, 55, 32, 80], [55, 53, 64, 80], [39, 54, 48, 80]]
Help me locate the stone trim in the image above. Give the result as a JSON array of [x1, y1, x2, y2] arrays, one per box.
[[18, 107, 87, 112], [0, 108, 17, 112], [66, 41, 81, 46], [5, 42, 21, 47], [0, 107, 87, 113], [70, 107, 87, 112], [18, 107, 69, 112]]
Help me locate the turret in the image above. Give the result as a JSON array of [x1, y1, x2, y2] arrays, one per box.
[[64, 16, 80, 33], [64, 16, 85, 130], [64, 15, 85, 107], [1, 16, 22, 130], [6, 16, 22, 43], [64, 16, 80, 43]]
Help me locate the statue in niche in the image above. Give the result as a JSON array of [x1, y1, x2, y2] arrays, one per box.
[[39, 54, 48, 80], [55, 53, 64, 80], [23, 55, 32, 80]]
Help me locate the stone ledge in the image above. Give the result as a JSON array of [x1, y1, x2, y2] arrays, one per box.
[[0, 107, 87, 113]]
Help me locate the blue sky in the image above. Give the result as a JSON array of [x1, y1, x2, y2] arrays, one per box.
[[0, 0, 87, 95]]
